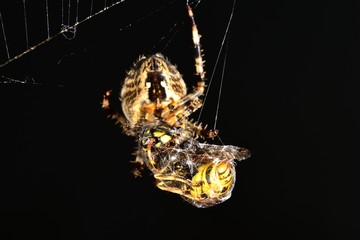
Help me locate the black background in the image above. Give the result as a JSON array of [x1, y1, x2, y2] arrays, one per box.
[[1, 0, 359, 239]]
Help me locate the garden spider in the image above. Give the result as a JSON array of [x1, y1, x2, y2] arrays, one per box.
[[102, 1, 250, 208]]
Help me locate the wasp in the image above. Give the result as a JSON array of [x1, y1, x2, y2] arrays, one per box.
[[136, 123, 250, 208]]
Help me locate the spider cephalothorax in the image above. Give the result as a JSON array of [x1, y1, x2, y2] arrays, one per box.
[[102, 2, 250, 208]]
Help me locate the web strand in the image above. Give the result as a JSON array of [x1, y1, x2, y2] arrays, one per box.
[[67, 0, 71, 27], [45, 0, 50, 38], [0, 0, 126, 68], [213, 39, 229, 132], [76, 0, 80, 24], [197, 0, 237, 128], [90, 0, 94, 16], [0, 12, 10, 61], [23, 0, 29, 49]]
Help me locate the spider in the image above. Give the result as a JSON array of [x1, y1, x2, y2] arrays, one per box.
[[102, 1, 250, 208]]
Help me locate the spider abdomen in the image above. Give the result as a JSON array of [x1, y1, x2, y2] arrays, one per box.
[[120, 53, 187, 127]]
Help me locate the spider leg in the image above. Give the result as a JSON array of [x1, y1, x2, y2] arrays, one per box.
[[102, 90, 125, 126], [187, 3, 206, 95], [185, 120, 218, 139], [161, 3, 207, 128], [130, 155, 146, 177], [102, 89, 142, 136]]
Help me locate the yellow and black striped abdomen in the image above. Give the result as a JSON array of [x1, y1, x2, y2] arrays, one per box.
[[190, 161, 235, 200]]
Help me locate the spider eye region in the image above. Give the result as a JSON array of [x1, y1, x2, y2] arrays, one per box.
[[145, 55, 164, 72], [148, 56, 161, 72]]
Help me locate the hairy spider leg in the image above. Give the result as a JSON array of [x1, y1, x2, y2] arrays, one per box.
[[161, 3, 207, 127], [187, 4, 206, 95]]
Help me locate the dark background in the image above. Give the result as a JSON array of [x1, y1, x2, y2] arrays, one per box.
[[1, 0, 359, 239]]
